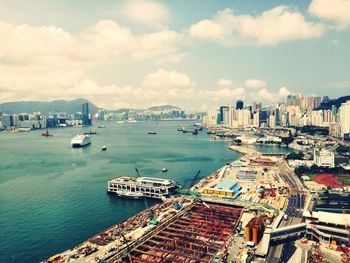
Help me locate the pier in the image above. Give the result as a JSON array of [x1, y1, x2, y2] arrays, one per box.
[[107, 176, 178, 199]]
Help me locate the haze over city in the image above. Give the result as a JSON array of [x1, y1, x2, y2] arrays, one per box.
[[1, 1, 350, 263], [0, 0, 349, 110]]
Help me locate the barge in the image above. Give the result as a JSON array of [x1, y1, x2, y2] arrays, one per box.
[[107, 176, 178, 199]]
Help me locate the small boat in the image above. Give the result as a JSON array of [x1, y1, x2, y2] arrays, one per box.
[[42, 128, 53, 137], [83, 130, 98, 135], [98, 125, 105, 128], [116, 190, 144, 199], [162, 168, 168, 173], [102, 146, 107, 151], [148, 132, 157, 135], [192, 129, 198, 135]]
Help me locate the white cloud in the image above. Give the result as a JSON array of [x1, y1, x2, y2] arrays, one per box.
[[189, 6, 325, 46], [122, 0, 169, 27], [309, 0, 350, 29], [245, 79, 267, 89], [278, 86, 291, 97], [0, 19, 183, 65], [257, 88, 274, 101], [142, 68, 195, 88], [217, 79, 233, 87]]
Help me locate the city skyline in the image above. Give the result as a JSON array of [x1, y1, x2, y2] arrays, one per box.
[[0, 0, 349, 110]]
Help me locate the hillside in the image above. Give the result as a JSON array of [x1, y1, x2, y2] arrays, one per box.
[[0, 98, 99, 114]]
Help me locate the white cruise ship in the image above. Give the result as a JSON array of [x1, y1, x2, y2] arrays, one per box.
[[71, 134, 91, 148]]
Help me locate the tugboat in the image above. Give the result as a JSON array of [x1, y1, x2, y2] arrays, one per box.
[[162, 168, 168, 173], [42, 128, 53, 137], [102, 145, 107, 151]]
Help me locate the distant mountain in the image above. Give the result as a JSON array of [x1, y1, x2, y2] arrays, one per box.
[[147, 105, 181, 111], [317, 95, 350, 110], [0, 98, 99, 114], [110, 105, 182, 113]]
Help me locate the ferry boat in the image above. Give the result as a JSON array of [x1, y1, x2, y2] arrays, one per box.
[[107, 176, 177, 199], [71, 134, 91, 148]]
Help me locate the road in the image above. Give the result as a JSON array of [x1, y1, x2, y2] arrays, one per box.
[[266, 160, 306, 263]]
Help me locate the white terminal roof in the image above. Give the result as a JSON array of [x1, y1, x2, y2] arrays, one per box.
[[304, 210, 350, 226]]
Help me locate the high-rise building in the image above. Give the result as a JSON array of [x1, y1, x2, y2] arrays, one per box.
[[219, 106, 229, 125], [339, 100, 350, 139], [258, 110, 268, 126], [305, 97, 322, 109], [98, 109, 105, 121], [236, 100, 244, 110], [82, 103, 91, 126], [1, 114, 13, 128], [287, 95, 297, 106]]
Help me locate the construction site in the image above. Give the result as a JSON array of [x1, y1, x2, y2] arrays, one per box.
[[43, 198, 243, 263], [119, 201, 242, 262]]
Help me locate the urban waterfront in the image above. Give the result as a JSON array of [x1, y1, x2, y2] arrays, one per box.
[[0, 121, 289, 262]]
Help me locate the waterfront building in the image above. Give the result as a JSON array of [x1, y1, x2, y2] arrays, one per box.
[[107, 176, 177, 199], [253, 112, 259, 127], [303, 193, 350, 246], [82, 103, 91, 126], [238, 109, 251, 128], [313, 148, 335, 168], [339, 100, 350, 139], [1, 114, 13, 128], [97, 109, 105, 121], [269, 114, 276, 128], [202, 179, 242, 199], [259, 110, 268, 126], [206, 110, 219, 126]]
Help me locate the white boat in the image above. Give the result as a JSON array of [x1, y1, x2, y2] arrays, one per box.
[[162, 168, 168, 173], [102, 145, 107, 151], [115, 190, 144, 199], [116, 120, 125, 124], [71, 134, 91, 148]]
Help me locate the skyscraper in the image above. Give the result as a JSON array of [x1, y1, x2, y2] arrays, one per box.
[[82, 103, 91, 126], [236, 100, 244, 110], [339, 100, 350, 139]]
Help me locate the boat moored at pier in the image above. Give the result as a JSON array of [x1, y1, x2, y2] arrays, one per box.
[[107, 176, 178, 199]]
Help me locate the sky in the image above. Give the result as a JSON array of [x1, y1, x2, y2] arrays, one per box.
[[0, 0, 349, 110]]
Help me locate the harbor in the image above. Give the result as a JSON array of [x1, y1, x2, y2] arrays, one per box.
[[43, 140, 297, 263]]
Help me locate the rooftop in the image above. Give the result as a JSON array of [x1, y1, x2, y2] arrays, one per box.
[[215, 179, 238, 190], [314, 193, 350, 213]]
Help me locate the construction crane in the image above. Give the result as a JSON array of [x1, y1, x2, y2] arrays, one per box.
[[135, 168, 140, 177]]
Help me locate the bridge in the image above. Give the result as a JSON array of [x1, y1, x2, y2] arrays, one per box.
[[255, 223, 307, 257]]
